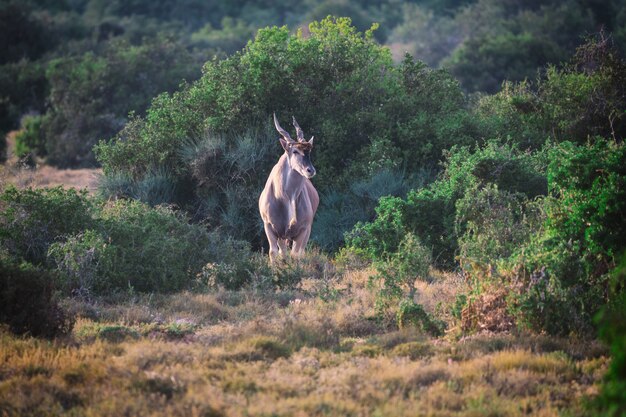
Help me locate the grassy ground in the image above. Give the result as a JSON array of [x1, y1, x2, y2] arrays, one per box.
[[0, 267, 607, 417], [1, 132, 101, 193]]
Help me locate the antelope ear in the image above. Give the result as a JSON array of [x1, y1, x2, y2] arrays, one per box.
[[279, 137, 291, 152], [308, 136, 314, 146]]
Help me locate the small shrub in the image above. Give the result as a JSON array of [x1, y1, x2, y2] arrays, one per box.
[[461, 286, 516, 334], [396, 299, 445, 337], [0, 260, 73, 338], [197, 259, 258, 291], [451, 294, 467, 320], [14, 114, 46, 158], [248, 336, 292, 360], [0, 186, 94, 265], [48, 230, 112, 297], [224, 336, 291, 361], [351, 344, 382, 357], [370, 233, 432, 318], [391, 341, 433, 359], [75, 321, 139, 343]]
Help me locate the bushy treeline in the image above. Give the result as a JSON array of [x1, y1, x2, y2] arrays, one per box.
[[0, 186, 267, 297], [389, 0, 626, 93], [3, 0, 625, 166], [345, 33, 626, 336], [95, 17, 478, 249]]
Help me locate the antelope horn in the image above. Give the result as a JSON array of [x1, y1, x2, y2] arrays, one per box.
[[292, 116, 305, 142], [273, 113, 293, 142]]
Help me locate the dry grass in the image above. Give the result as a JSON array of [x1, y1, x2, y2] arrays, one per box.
[[0, 163, 101, 193], [0, 266, 607, 417], [1, 132, 101, 193]]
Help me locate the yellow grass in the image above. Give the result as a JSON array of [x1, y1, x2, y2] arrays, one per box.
[[0, 268, 608, 417]]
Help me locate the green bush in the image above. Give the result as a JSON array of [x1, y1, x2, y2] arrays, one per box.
[[95, 18, 475, 249], [49, 199, 256, 294], [396, 299, 445, 337], [370, 233, 432, 318], [47, 229, 114, 297], [475, 34, 626, 147], [313, 169, 413, 251], [14, 114, 47, 158], [593, 253, 626, 416], [0, 260, 73, 338], [456, 185, 543, 267], [0, 186, 94, 265], [346, 140, 547, 267], [508, 138, 626, 335]]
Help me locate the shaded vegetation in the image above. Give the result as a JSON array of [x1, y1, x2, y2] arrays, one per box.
[[0, 261, 73, 338]]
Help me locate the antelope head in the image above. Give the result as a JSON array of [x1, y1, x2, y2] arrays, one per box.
[[273, 113, 316, 179]]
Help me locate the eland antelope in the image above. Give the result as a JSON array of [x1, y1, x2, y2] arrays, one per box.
[[259, 114, 319, 262]]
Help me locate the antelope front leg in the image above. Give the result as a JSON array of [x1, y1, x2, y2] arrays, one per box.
[[291, 227, 311, 258], [263, 223, 280, 263], [278, 239, 290, 257]]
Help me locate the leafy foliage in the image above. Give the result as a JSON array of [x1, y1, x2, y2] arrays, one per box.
[[507, 139, 626, 334], [396, 299, 445, 336], [593, 253, 626, 416], [42, 38, 198, 167], [346, 140, 547, 267], [475, 33, 626, 148], [0, 186, 95, 265], [49, 199, 257, 294], [14, 114, 47, 158]]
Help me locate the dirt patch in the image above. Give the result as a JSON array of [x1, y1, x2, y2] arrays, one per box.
[[1, 163, 102, 193], [2, 131, 101, 193]]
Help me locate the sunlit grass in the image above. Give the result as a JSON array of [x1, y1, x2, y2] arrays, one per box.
[[0, 267, 608, 417]]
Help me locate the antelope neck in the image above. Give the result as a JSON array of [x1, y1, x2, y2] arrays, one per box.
[[276, 154, 305, 199]]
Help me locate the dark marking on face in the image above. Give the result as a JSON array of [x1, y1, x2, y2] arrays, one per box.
[[292, 142, 313, 152]]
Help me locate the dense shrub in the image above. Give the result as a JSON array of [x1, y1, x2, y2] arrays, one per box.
[[456, 138, 625, 336], [593, 253, 626, 416], [346, 140, 548, 267], [0, 260, 73, 338], [507, 138, 626, 334], [95, 18, 475, 249], [456, 185, 543, 267], [475, 34, 626, 148], [14, 114, 47, 158], [0, 186, 94, 265], [396, 299, 445, 336], [313, 169, 415, 251], [370, 233, 435, 327], [42, 37, 199, 167], [49, 199, 256, 294]]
